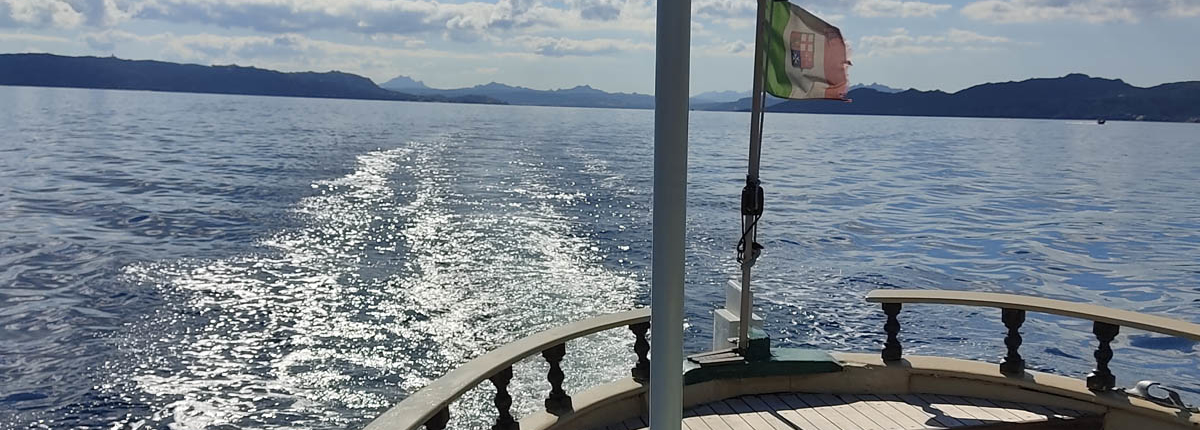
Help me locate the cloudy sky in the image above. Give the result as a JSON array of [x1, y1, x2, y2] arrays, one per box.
[[1, 0, 1198, 94]]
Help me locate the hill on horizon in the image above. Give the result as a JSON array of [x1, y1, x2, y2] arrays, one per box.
[[699, 74, 1200, 123], [0, 54, 503, 105], [4, 54, 1198, 122], [849, 83, 904, 93], [392, 80, 657, 109], [379, 75, 430, 91]]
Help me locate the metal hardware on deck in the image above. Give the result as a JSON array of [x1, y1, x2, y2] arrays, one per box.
[[424, 408, 449, 430], [489, 366, 518, 430], [882, 303, 903, 362], [741, 179, 764, 216], [1087, 321, 1120, 391], [542, 343, 572, 414], [736, 178, 765, 267], [1000, 308, 1026, 375], [630, 322, 650, 383], [1126, 381, 1199, 412]]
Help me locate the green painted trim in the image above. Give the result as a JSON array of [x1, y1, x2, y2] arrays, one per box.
[[763, 1, 793, 99], [683, 348, 842, 385], [745, 328, 771, 361]]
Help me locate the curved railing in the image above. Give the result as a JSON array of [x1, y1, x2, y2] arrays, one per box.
[[364, 308, 651, 430], [866, 289, 1200, 390]]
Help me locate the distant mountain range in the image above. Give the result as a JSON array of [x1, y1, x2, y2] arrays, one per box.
[[690, 90, 750, 104], [0, 54, 503, 104], [685, 83, 901, 105], [699, 74, 1200, 123], [381, 76, 895, 108], [849, 82, 904, 93], [379, 75, 430, 91], [4, 54, 1197, 123], [383, 77, 655, 109]]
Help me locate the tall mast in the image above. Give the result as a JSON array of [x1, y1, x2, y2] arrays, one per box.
[[738, 0, 770, 352], [649, 0, 690, 425]]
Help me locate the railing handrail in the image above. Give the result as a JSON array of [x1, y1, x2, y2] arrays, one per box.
[[866, 289, 1200, 341], [364, 308, 651, 430]]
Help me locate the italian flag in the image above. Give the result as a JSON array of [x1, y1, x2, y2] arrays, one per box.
[[763, 1, 851, 100]]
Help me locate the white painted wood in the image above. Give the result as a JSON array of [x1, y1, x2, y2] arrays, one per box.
[[930, 394, 1003, 423], [794, 394, 866, 430], [866, 289, 1200, 341], [725, 397, 792, 430], [812, 393, 881, 430], [959, 397, 1025, 422], [988, 400, 1050, 422], [694, 404, 737, 430], [604, 392, 1096, 430], [708, 400, 758, 430], [856, 394, 930, 430], [914, 394, 984, 427], [777, 394, 850, 430], [896, 394, 965, 428], [836, 395, 904, 430], [367, 309, 650, 430], [758, 394, 823, 430]]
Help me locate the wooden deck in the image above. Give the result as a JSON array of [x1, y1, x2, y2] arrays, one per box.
[[592, 393, 1096, 430]]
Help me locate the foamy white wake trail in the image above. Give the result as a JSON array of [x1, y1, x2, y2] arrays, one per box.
[[118, 139, 640, 429]]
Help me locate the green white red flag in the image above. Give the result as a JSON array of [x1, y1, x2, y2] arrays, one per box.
[[763, 1, 851, 100]]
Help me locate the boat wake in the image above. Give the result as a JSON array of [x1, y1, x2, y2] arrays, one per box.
[[115, 138, 641, 429]]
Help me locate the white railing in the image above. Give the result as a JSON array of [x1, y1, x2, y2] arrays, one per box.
[[867, 289, 1200, 390], [364, 309, 651, 430]]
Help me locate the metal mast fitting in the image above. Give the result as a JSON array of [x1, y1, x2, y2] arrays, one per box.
[[649, 0, 691, 424]]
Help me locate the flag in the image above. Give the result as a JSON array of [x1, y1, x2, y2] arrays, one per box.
[[763, 1, 850, 100]]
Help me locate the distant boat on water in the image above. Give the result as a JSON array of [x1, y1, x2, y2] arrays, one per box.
[[1098, 118, 1107, 124]]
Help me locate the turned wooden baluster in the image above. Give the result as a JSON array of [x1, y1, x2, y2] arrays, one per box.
[[882, 303, 903, 362], [489, 366, 519, 430], [1086, 322, 1120, 391], [999, 308, 1026, 375], [542, 343, 573, 414], [630, 322, 651, 383], [424, 407, 450, 430]]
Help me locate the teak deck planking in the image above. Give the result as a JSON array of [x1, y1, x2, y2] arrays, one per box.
[[591, 392, 1090, 430]]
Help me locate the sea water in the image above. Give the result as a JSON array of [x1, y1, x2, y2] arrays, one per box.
[[1, 86, 1198, 429]]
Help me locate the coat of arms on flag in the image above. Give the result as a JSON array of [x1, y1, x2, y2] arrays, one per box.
[[790, 32, 815, 69], [764, 1, 850, 100]]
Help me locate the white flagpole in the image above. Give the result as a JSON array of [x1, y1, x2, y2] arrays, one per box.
[[738, 0, 770, 353], [649, 0, 690, 424]]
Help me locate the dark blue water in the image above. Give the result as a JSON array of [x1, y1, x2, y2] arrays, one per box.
[[1, 86, 1198, 429]]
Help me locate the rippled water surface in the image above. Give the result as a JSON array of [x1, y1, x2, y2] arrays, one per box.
[[1, 86, 1198, 429]]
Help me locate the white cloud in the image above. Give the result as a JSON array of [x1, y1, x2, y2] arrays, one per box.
[[692, 0, 755, 20], [0, 0, 131, 27], [961, 0, 1200, 23], [512, 35, 651, 56], [76, 30, 536, 78], [945, 28, 1010, 44], [131, 0, 567, 40], [853, 0, 951, 18], [0, 0, 85, 27], [568, 0, 625, 20], [694, 39, 753, 57], [962, 0, 1134, 23], [85, 28, 131, 50], [0, 32, 72, 44], [0, 0, 654, 40], [1169, 0, 1200, 16], [858, 27, 1012, 57]]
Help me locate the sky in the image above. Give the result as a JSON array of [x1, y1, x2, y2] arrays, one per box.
[[1, 0, 1198, 94]]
